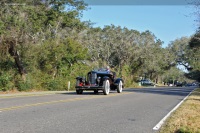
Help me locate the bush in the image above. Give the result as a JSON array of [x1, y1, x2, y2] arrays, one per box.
[[44, 78, 67, 91], [16, 80, 32, 91], [0, 72, 14, 91]]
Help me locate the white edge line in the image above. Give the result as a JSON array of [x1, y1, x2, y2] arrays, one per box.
[[153, 88, 196, 131]]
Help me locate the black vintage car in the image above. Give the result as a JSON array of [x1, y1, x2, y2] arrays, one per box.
[[75, 69, 124, 95]]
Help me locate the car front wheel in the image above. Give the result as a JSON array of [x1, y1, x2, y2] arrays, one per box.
[[103, 80, 110, 95], [117, 80, 123, 93]]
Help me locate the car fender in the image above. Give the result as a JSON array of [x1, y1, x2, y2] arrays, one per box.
[[103, 76, 110, 81], [76, 77, 82, 80], [114, 78, 123, 86]]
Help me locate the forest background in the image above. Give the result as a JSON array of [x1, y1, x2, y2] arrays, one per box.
[[0, 0, 199, 92]]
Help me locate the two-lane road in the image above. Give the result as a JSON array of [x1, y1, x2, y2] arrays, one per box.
[[0, 87, 195, 133]]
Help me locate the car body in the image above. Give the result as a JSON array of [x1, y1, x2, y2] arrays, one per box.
[[75, 68, 124, 95], [176, 82, 183, 87]]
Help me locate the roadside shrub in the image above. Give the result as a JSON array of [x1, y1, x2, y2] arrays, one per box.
[[119, 65, 138, 88], [25, 71, 46, 91], [16, 80, 32, 91], [0, 72, 14, 91], [46, 79, 60, 91], [16, 75, 33, 91], [44, 78, 67, 91]]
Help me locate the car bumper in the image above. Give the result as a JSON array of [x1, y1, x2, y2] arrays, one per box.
[[75, 86, 104, 90]]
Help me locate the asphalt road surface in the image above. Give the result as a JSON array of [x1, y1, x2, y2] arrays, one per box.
[[0, 87, 196, 133]]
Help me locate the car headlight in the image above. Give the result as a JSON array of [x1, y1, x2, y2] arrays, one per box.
[[97, 77, 101, 84]]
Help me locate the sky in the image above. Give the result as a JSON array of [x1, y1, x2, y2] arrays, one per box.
[[80, 4, 198, 47]]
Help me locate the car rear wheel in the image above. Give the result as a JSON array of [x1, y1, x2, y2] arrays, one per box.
[[76, 89, 83, 94], [117, 80, 123, 93], [103, 80, 110, 95], [94, 90, 98, 94]]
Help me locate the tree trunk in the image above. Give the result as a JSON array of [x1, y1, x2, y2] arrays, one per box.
[[9, 43, 27, 80]]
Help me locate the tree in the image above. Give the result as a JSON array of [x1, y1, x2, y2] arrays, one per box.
[[0, 0, 89, 91], [162, 67, 185, 85], [0, 0, 88, 80], [188, 30, 200, 71], [182, 0, 200, 82], [167, 37, 191, 69]]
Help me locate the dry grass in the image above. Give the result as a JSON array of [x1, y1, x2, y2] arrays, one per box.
[[159, 88, 200, 133]]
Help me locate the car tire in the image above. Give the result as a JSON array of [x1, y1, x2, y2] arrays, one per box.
[[117, 80, 123, 93], [94, 90, 98, 94], [76, 89, 83, 94], [103, 79, 110, 95]]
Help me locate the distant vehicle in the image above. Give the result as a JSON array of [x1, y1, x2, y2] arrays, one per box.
[[185, 83, 198, 87], [185, 83, 193, 87], [176, 82, 182, 87], [75, 68, 124, 95], [140, 79, 155, 86], [192, 83, 198, 86]]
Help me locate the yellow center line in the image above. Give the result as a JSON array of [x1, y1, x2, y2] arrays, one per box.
[[0, 92, 132, 112], [0, 93, 55, 99]]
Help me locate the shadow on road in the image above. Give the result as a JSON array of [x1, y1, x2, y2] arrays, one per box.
[[59, 87, 196, 96], [123, 87, 196, 96], [59, 91, 118, 96]]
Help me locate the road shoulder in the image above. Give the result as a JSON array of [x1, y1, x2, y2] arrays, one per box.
[[159, 88, 200, 133], [0, 91, 69, 98]]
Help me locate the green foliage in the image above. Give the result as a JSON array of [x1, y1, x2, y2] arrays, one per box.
[[188, 31, 200, 71], [120, 65, 136, 87], [189, 30, 200, 48], [162, 67, 185, 84], [171, 31, 200, 82], [44, 78, 66, 91], [0, 72, 14, 91], [0, 0, 192, 92], [185, 70, 200, 82], [16, 80, 32, 91], [0, 20, 5, 34], [0, 59, 16, 91], [176, 126, 193, 133], [0, 0, 90, 92]]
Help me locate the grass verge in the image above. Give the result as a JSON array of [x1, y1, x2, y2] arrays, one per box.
[[159, 88, 200, 133]]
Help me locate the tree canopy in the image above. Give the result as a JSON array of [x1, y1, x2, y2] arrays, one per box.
[[0, 0, 196, 91]]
